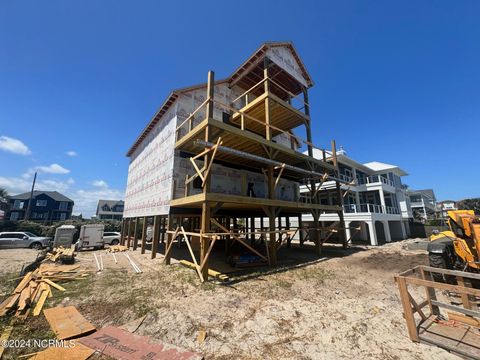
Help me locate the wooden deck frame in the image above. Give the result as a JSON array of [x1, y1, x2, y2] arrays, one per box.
[[395, 265, 480, 359]]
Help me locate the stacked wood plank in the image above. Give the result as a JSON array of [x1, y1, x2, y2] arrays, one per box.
[[45, 246, 75, 262], [0, 264, 89, 319], [107, 245, 128, 252]]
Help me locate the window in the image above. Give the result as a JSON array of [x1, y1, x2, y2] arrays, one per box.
[[59, 202, 68, 210], [60, 213, 67, 221], [102, 205, 111, 212], [36, 200, 47, 207], [10, 212, 19, 221], [13, 200, 24, 209]]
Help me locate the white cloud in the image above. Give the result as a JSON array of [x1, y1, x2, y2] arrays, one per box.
[[23, 163, 70, 178], [0, 136, 31, 155], [91, 180, 108, 188], [37, 163, 70, 174], [0, 176, 74, 195], [72, 187, 124, 217], [66, 151, 77, 157]]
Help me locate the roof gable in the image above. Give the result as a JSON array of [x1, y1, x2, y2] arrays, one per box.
[[10, 191, 74, 203], [126, 42, 312, 157]]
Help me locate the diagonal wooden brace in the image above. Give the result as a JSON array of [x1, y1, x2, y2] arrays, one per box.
[[163, 227, 180, 264], [274, 164, 286, 190], [190, 158, 205, 182], [199, 235, 218, 274], [211, 218, 268, 262], [313, 173, 329, 198], [202, 137, 222, 188], [180, 226, 204, 282]]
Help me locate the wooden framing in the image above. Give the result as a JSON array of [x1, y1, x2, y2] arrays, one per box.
[[123, 48, 349, 282], [395, 265, 480, 358]]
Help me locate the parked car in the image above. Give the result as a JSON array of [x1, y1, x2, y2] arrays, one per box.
[[103, 231, 121, 245], [0, 232, 52, 249]]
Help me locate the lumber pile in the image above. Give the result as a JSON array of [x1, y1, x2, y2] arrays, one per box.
[[106, 245, 128, 253], [45, 246, 75, 263], [0, 263, 89, 319]]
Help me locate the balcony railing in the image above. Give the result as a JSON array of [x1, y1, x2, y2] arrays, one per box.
[[357, 175, 395, 187], [343, 203, 400, 215], [338, 174, 353, 182]]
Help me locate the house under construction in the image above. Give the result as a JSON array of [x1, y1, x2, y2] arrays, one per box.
[[121, 42, 348, 281]]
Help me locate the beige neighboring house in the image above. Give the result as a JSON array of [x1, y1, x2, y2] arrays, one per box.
[[96, 200, 124, 221]]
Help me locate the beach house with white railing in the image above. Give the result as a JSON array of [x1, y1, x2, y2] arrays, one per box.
[[300, 148, 413, 245]]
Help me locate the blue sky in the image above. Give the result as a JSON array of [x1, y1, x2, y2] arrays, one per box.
[[1, 1, 479, 216]]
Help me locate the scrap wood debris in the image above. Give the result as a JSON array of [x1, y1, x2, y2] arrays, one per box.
[[43, 306, 96, 340], [0, 263, 89, 319], [44, 246, 75, 264], [107, 245, 128, 253], [25, 342, 95, 360]]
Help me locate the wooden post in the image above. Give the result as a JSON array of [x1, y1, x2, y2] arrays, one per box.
[[332, 140, 347, 249], [126, 218, 132, 248], [267, 164, 277, 266], [264, 61, 272, 141], [132, 217, 139, 251], [165, 214, 173, 265], [456, 276, 473, 310], [151, 216, 160, 259], [312, 211, 321, 255], [396, 276, 419, 342], [199, 70, 214, 281], [298, 215, 304, 247], [420, 267, 439, 315], [120, 219, 126, 245], [303, 87, 313, 157], [286, 216, 291, 248], [161, 217, 166, 244], [225, 217, 231, 254], [250, 217, 255, 243], [141, 217, 148, 254]]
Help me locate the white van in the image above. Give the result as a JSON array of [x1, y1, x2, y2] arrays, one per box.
[[76, 224, 105, 250]]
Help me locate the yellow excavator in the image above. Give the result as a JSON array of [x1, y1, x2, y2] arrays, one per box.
[[428, 210, 480, 282]]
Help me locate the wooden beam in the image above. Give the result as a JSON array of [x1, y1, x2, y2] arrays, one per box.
[[396, 276, 419, 342], [202, 137, 222, 187], [126, 218, 132, 248], [165, 214, 174, 265], [151, 215, 160, 259], [132, 218, 139, 251], [181, 226, 204, 282], [140, 217, 148, 254], [201, 72, 214, 281], [120, 219, 126, 246]]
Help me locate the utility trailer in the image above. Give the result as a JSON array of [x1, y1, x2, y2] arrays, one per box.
[[52, 225, 77, 263], [76, 224, 105, 250]]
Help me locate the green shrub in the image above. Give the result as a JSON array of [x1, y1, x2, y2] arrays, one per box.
[[0, 219, 121, 238]]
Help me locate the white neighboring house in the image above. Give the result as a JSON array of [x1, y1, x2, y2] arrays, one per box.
[[407, 189, 437, 221], [301, 148, 413, 246], [436, 200, 457, 219]]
